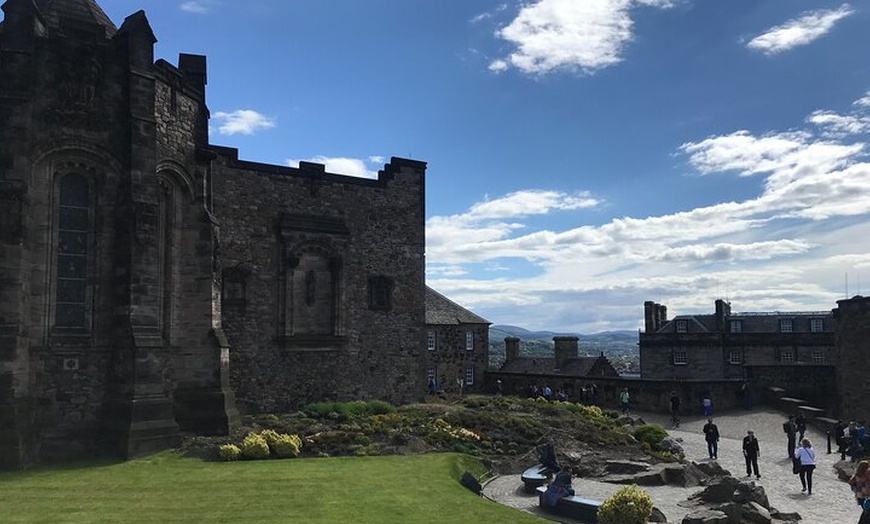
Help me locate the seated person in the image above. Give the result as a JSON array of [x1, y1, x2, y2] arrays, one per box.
[[543, 470, 575, 507], [538, 442, 560, 472]]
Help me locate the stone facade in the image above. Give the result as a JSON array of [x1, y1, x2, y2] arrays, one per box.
[[424, 287, 490, 394], [488, 336, 621, 399], [639, 298, 870, 418], [0, 1, 427, 469]]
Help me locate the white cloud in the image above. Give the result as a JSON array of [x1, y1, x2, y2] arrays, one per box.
[[212, 109, 275, 136], [489, 0, 675, 75], [427, 91, 870, 331], [746, 4, 854, 56], [286, 156, 381, 179], [180, 1, 218, 15]]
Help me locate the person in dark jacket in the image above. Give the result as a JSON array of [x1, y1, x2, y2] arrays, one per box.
[[742, 430, 761, 479], [543, 470, 575, 507], [703, 418, 720, 460], [783, 415, 798, 459]]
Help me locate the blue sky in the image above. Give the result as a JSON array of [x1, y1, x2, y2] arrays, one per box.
[[97, 1, 870, 332]]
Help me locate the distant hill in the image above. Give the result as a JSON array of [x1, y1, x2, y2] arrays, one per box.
[[488, 325, 639, 374]]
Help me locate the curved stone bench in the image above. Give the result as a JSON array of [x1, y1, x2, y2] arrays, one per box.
[[521, 463, 551, 493], [536, 485, 601, 523]]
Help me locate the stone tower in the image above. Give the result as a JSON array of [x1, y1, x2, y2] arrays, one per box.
[[0, 0, 238, 468]]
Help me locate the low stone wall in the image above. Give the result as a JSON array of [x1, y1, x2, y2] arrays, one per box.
[[485, 372, 750, 415]]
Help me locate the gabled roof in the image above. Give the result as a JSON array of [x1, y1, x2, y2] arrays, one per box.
[[35, 0, 117, 37], [425, 286, 490, 326], [499, 356, 606, 376]]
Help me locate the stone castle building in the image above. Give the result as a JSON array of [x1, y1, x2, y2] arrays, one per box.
[[0, 0, 429, 469], [640, 297, 870, 423]]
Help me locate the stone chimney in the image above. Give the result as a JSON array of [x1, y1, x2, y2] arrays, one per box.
[[553, 336, 579, 370], [505, 337, 520, 362], [715, 299, 731, 331]]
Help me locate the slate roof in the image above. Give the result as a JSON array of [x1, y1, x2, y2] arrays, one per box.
[[499, 356, 604, 376], [425, 286, 490, 326], [35, 0, 117, 37]]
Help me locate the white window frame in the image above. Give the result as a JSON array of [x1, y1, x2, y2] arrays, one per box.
[[675, 320, 688, 333], [780, 319, 793, 333], [729, 350, 742, 365], [427, 367, 436, 381], [427, 330, 436, 351], [673, 350, 687, 365], [780, 348, 795, 362], [464, 366, 475, 386], [465, 330, 474, 351], [730, 320, 742, 333], [810, 318, 823, 333]]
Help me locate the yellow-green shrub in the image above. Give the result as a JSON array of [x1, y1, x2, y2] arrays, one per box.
[[259, 429, 281, 449], [598, 485, 653, 524], [240, 432, 270, 459], [218, 444, 241, 461], [272, 433, 302, 458]]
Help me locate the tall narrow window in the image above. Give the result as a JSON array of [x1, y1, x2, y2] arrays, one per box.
[[465, 331, 474, 351], [56, 174, 89, 328], [427, 331, 436, 351]]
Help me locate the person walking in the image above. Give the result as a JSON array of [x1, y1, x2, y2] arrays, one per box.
[[702, 394, 713, 417], [620, 388, 630, 414], [703, 418, 720, 460], [742, 430, 761, 479], [669, 391, 681, 428], [795, 438, 817, 495], [783, 415, 798, 459]]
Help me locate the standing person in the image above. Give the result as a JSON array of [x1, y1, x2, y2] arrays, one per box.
[[620, 388, 630, 414], [795, 438, 817, 495], [703, 418, 720, 460], [783, 415, 798, 459], [669, 391, 681, 428], [702, 394, 713, 417], [795, 413, 807, 441], [835, 420, 848, 461], [849, 461, 870, 524], [742, 430, 761, 479]]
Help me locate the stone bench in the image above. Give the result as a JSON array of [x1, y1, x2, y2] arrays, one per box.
[[536, 485, 601, 523], [521, 463, 552, 493]]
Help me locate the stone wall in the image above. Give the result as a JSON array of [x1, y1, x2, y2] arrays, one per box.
[[213, 152, 427, 413], [425, 323, 489, 394], [834, 296, 870, 422]]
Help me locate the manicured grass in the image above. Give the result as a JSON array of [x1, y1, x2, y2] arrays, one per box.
[[0, 452, 546, 523]]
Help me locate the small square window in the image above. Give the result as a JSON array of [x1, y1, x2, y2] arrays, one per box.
[[810, 318, 823, 333], [673, 350, 687, 365], [729, 350, 742, 364], [780, 319, 793, 333], [465, 331, 474, 351], [427, 331, 436, 351], [780, 348, 795, 362], [368, 276, 393, 311], [730, 320, 742, 333], [465, 366, 475, 386], [812, 349, 825, 363], [675, 320, 688, 333]]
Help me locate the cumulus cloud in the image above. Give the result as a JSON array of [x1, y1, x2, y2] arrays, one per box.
[[428, 90, 870, 331], [180, 1, 219, 14], [746, 4, 854, 56], [212, 109, 275, 135], [286, 156, 382, 179], [488, 0, 676, 75]]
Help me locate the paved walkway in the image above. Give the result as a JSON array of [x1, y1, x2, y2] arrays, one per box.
[[482, 407, 863, 523]]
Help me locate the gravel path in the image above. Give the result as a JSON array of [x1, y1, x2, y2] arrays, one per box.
[[482, 407, 863, 523]]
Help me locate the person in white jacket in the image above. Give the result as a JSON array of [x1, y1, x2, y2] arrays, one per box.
[[795, 438, 817, 495]]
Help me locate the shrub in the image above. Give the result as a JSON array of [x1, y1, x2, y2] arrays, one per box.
[[272, 433, 302, 458], [258, 429, 282, 449], [632, 423, 668, 448], [598, 485, 654, 524], [217, 444, 241, 461], [240, 432, 271, 460]]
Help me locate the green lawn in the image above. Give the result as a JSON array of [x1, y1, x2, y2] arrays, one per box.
[[0, 452, 546, 523]]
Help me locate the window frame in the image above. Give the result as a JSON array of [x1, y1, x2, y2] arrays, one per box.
[[464, 366, 475, 386], [811, 349, 825, 363], [728, 350, 742, 365], [779, 318, 794, 333], [53, 172, 92, 331], [780, 347, 795, 362], [809, 318, 824, 333], [672, 349, 687, 365], [730, 320, 742, 333], [675, 320, 688, 333], [427, 330, 436, 351], [465, 330, 474, 351]]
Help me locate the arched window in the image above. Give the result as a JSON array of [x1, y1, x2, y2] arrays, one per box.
[[55, 173, 90, 328]]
